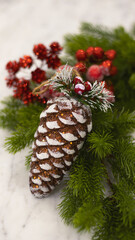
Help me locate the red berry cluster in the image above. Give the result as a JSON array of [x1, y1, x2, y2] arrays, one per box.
[[75, 47, 117, 75], [73, 76, 91, 95], [33, 42, 62, 69], [74, 46, 117, 95], [5, 42, 62, 105]]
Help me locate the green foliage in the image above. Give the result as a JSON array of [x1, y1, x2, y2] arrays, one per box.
[[59, 108, 135, 240], [87, 131, 114, 159], [73, 198, 104, 232], [114, 179, 135, 228], [110, 139, 135, 181], [129, 73, 135, 89], [0, 96, 45, 154], [63, 22, 135, 111], [0, 97, 23, 130], [59, 150, 105, 229]]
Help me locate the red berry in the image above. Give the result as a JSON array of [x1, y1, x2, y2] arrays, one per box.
[[6, 61, 20, 73], [57, 65, 72, 72], [106, 91, 115, 103], [74, 62, 86, 73], [74, 83, 85, 95], [101, 60, 112, 76], [110, 65, 117, 76], [73, 76, 83, 85], [93, 47, 104, 59], [86, 47, 94, 58], [33, 44, 47, 60], [102, 60, 112, 69], [19, 55, 33, 68], [84, 81, 92, 91], [46, 55, 61, 69], [32, 68, 46, 83], [104, 81, 114, 93], [105, 49, 116, 60], [86, 65, 104, 82], [76, 49, 86, 61], [101, 81, 115, 103], [5, 77, 19, 88], [50, 42, 62, 53]]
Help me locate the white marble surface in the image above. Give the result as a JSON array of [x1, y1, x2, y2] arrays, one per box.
[[0, 0, 135, 239]]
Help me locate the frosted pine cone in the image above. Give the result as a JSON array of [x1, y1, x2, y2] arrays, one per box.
[[29, 96, 92, 198]]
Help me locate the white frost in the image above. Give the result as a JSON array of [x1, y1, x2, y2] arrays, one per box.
[[36, 152, 49, 159], [48, 149, 64, 158], [51, 174, 60, 179], [45, 103, 58, 114], [62, 148, 75, 155], [46, 136, 64, 145], [53, 162, 64, 168], [33, 192, 44, 198], [60, 132, 78, 141], [58, 116, 75, 125], [40, 185, 49, 193], [38, 125, 47, 133], [49, 184, 55, 190], [77, 129, 86, 138], [40, 176, 51, 182], [31, 156, 37, 162], [30, 186, 39, 192], [32, 142, 36, 149], [39, 163, 52, 170], [64, 160, 72, 166], [34, 131, 38, 138], [32, 169, 40, 173], [77, 141, 84, 150], [62, 170, 67, 174], [46, 121, 60, 129], [72, 111, 86, 123], [87, 122, 92, 132], [36, 139, 48, 146], [40, 110, 47, 118], [32, 178, 42, 185], [58, 99, 72, 110]]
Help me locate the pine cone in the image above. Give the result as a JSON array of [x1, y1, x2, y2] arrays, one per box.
[[29, 96, 92, 198]]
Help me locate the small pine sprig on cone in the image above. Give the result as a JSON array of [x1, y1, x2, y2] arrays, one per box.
[[42, 65, 114, 112]]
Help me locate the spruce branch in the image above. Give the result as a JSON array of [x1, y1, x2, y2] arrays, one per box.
[[87, 131, 114, 159], [0, 97, 23, 130], [4, 102, 45, 154], [73, 198, 104, 232], [80, 22, 115, 41], [114, 179, 135, 228]]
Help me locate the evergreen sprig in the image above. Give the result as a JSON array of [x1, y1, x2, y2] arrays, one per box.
[[87, 131, 114, 159], [0, 97, 23, 130], [59, 108, 135, 240], [0, 96, 45, 154]]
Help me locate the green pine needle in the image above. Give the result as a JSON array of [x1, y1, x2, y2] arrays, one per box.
[[25, 151, 33, 169], [87, 131, 114, 159]]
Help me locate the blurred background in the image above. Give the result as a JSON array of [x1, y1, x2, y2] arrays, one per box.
[[1, 0, 135, 99], [0, 1, 135, 240]]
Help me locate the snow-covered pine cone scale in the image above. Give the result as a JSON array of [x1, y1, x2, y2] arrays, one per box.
[[29, 97, 92, 198]]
